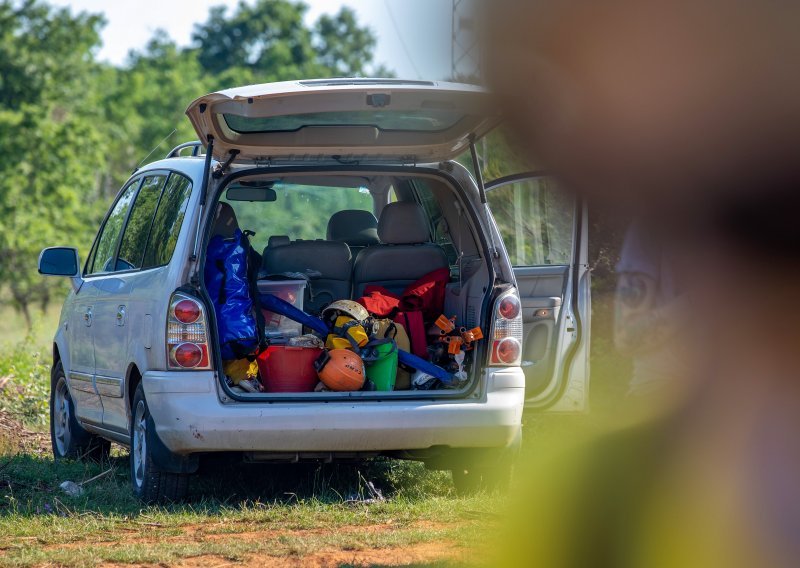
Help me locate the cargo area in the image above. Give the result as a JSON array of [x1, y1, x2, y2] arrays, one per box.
[[200, 169, 497, 400]]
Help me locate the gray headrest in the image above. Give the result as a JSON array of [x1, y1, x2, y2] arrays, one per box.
[[268, 235, 290, 248], [327, 210, 379, 247], [211, 202, 239, 239], [377, 202, 430, 245], [263, 240, 352, 280]]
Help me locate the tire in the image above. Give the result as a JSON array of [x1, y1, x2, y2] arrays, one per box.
[[50, 361, 111, 462], [130, 383, 189, 503]]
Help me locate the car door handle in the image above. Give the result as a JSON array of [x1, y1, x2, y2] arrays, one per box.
[[116, 305, 127, 326], [84, 307, 92, 326]]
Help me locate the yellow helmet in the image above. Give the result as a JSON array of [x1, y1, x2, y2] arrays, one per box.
[[322, 300, 371, 351]]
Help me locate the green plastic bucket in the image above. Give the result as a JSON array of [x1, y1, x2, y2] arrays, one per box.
[[365, 341, 398, 391]]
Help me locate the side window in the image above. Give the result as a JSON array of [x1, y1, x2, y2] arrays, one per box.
[[87, 181, 139, 275], [487, 177, 574, 266], [410, 180, 459, 266], [141, 174, 193, 268], [117, 176, 166, 270]]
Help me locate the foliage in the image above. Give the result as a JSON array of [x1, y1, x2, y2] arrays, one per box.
[[0, 333, 50, 426], [224, 182, 373, 253], [0, 0, 388, 326]]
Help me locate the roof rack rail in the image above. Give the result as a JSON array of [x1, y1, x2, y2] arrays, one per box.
[[166, 141, 204, 159]]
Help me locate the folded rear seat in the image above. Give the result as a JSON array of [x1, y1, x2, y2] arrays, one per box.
[[262, 237, 352, 314]]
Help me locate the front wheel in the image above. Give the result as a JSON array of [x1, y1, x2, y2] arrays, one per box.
[[50, 361, 110, 461], [130, 383, 189, 503]]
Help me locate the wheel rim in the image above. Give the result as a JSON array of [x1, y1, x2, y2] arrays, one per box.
[[53, 377, 72, 456], [132, 400, 147, 488]]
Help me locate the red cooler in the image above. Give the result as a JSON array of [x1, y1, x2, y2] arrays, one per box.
[[257, 345, 322, 392]]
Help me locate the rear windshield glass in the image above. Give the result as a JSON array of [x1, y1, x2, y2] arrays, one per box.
[[220, 182, 373, 253], [222, 110, 465, 134]]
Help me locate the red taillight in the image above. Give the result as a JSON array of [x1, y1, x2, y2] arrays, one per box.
[[498, 295, 521, 320], [172, 343, 203, 368], [493, 337, 521, 365], [167, 293, 211, 370], [489, 289, 524, 366], [173, 299, 201, 323]]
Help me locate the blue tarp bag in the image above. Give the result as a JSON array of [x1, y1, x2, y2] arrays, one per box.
[[205, 229, 260, 360]]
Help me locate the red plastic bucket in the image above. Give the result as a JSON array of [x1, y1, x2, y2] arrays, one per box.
[[256, 345, 323, 392]]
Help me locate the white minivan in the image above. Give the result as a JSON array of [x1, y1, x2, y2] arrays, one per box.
[[39, 79, 590, 502]]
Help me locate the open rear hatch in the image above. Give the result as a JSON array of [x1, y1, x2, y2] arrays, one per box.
[[185, 78, 500, 164]]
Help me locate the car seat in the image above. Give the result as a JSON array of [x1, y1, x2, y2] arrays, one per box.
[[262, 237, 352, 314], [352, 202, 449, 297], [326, 210, 379, 256]]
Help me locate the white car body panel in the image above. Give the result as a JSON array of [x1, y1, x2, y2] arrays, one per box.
[[143, 368, 524, 454]]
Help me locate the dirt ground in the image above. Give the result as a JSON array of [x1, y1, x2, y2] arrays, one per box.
[[155, 541, 462, 568]]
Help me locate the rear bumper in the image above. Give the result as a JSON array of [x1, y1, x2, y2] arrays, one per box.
[[142, 368, 524, 455]]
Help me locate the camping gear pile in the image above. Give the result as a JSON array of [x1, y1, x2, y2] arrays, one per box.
[[208, 234, 484, 393]]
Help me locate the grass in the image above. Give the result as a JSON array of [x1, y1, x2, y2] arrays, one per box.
[[0, 305, 60, 429], [0, 305, 60, 354], [0, 450, 495, 567]]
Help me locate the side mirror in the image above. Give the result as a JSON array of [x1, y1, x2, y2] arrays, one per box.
[[39, 247, 80, 277]]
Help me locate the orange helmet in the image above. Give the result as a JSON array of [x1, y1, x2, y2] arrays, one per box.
[[314, 349, 365, 391]]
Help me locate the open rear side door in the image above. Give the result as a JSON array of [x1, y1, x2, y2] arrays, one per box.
[[486, 174, 591, 411]]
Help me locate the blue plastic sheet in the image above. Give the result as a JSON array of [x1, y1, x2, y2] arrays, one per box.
[[205, 229, 259, 359]]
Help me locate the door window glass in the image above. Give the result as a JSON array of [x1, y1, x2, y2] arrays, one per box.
[[142, 173, 193, 268], [117, 176, 166, 270], [487, 177, 574, 266], [87, 181, 139, 275]]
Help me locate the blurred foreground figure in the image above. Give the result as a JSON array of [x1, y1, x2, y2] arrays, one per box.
[[614, 217, 689, 397], [485, 1, 800, 566]]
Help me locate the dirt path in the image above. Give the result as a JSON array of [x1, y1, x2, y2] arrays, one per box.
[[85, 520, 467, 567], [165, 541, 462, 567]]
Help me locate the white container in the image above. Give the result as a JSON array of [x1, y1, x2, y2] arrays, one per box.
[[256, 279, 306, 338]]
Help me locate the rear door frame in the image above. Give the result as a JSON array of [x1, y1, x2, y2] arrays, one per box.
[[485, 172, 591, 412]]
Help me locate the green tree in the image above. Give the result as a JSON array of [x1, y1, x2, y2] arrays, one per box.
[[0, 0, 106, 326], [315, 7, 377, 77], [0, 0, 389, 327], [192, 1, 387, 83], [97, 32, 209, 194]]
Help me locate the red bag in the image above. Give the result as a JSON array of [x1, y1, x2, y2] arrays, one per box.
[[393, 310, 428, 359], [358, 268, 450, 320], [400, 268, 449, 321], [357, 268, 450, 360], [358, 287, 400, 317]]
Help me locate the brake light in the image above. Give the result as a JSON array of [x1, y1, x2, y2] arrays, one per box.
[[173, 299, 201, 324], [167, 293, 211, 370], [488, 288, 523, 366]]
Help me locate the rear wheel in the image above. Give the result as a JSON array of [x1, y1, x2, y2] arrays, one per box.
[[130, 383, 189, 503], [50, 361, 110, 461]]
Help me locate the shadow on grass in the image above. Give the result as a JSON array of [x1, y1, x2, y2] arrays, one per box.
[[0, 449, 454, 517]]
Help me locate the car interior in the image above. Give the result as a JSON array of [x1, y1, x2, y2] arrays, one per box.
[[205, 171, 493, 397]]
